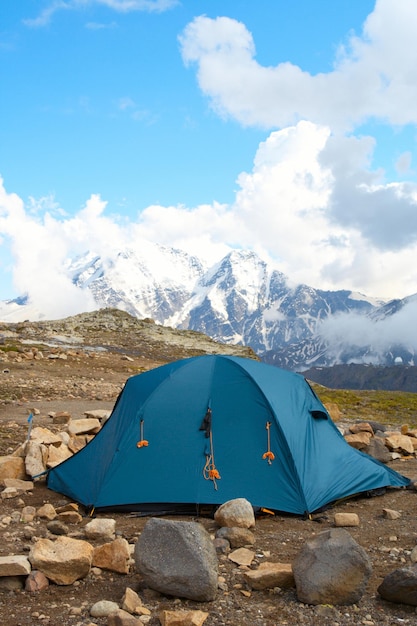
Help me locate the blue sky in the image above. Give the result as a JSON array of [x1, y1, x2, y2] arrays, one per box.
[[1, 0, 417, 310]]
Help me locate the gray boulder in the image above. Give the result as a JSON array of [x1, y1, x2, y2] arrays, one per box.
[[292, 528, 372, 605], [378, 565, 417, 605], [134, 518, 218, 601]]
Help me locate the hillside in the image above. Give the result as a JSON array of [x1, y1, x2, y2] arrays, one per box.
[[1, 308, 417, 625]]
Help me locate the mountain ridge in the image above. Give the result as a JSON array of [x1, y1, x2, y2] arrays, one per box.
[[1, 244, 415, 372]]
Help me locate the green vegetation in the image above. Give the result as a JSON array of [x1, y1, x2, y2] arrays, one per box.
[[313, 385, 417, 428]]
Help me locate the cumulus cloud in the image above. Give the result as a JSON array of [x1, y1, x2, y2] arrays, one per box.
[[24, 0, 178, 28], [179, 0, 417, 131], [1, 118, 417, 315]]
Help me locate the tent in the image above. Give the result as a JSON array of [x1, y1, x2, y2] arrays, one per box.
[[47, 355, 410, 515]]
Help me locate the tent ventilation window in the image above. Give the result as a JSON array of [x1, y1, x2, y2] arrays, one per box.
[[262, 421, 275, 464], [137, 419, 149, 448], [200, 408, 221, 489]]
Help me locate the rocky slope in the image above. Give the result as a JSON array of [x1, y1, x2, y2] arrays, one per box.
[[0, 309, 417, 625]]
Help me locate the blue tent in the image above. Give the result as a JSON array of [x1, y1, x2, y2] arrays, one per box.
[[47, 355, 410, 515]]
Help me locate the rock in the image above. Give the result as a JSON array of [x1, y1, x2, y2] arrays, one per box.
[[0, 555, 31, 576], [382, 508, 402, 520], [46, 443, 73, 468], [25, 570, 50, 592], [90, 600, 120, 617], [244, 562, 294, 590], [68, 435, 87, 453], [334, 513, 360, 527], [107, 609, 142, 625], [215, 526, 255, 547], [85, 518, 116, 541], [52, 412, 71, 425], [1, 487, 19, 499], [120, 587, 143, 614], [159, 609, 209, 626], [24, 441, 48, 478], [0, 576, 24, 590], [364, 436, 392, 463], [227, 548, 255, 566], [349, 422, 374, 435], [67, 418, 101, 436], [292, 528, 372, 605], [30, 427, 62, 445], [378, 565, 417, 605], [135, 518, 218, 602], [84, 409, 111, 421], [3, 478, 33, 491], [29, 536, 94, 585], [385, 434, 415, 455], [92, 537, 131, 574], [56, 510, 83, 524], [36, 503, 57, 520], [46, 520, 69, 535], [21, 505, 36, 522], [213, 538, 230, 554], [214, 498, 255, 529], [344, 432, 373, 449], [0, 456, 27, 482]]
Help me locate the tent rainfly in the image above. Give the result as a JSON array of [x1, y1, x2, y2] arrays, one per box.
[[47, 355, 410, 516]]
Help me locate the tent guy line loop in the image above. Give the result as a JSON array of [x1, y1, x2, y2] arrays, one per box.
[[262, 420, 275, 464], [137, 418, 149, 448]]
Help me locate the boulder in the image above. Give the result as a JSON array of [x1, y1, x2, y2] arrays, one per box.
[[135, 518, 218, 601], [292, 528, 372, 605], [29, 536, 94, 585], [214, 498, 255, 529], [378, 565, 417, 605]]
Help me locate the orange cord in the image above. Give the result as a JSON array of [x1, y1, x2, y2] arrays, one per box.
[[137, 419, 149, 448], [263, 421, 275, 464], [203, 429, 221, 489]]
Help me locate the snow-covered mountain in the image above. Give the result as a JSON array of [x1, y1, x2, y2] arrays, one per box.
[[1, 244, 416, 370]]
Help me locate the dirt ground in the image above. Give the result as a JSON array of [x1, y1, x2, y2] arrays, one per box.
[[1, 346, 417, 626]]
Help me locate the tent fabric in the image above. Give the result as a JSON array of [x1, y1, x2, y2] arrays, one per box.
[[46, 355, 410, 515]]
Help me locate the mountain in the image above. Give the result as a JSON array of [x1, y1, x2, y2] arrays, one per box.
[[1, 244, 416, 372]]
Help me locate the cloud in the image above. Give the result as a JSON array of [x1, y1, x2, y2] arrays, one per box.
[[317, 298, 417, 359], [179, 1, 417, 131], [24, 0, 178, 28], [2, 118, 417, 312]]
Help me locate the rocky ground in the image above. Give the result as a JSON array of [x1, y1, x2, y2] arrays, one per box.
[[1, 309, 417, 626]]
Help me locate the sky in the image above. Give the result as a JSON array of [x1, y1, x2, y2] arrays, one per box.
[[1, 0, 417, 312]]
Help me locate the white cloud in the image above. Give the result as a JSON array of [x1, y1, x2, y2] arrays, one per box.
[[2, 117, 417, 311], [24, 0, 178, 28], [179, 1, 417, 131], [318, 298, 417, 356]]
